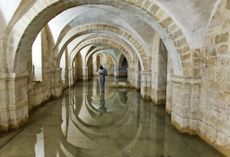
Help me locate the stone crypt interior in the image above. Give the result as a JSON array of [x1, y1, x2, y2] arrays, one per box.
[[0, 0, 230, 157]]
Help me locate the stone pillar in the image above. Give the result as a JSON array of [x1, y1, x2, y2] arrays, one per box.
[[93, 54, 99, 76], [127, 67, 140, 89], [0, 72, 29, 130], [127, 55, 140, 89], [151, 35, 167, 105], [114, 66, 119, 78], [171, 76, 201, 133], [50, 68, 63, 97], [140, 71, 151, 99], [64, 49, 69, 86], [83, 67, 88, 81], [42, 68, 52, 96], [68, 67, 74, 87]]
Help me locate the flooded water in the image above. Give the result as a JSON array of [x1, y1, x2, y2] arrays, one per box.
[[0, 78, 223, 157]]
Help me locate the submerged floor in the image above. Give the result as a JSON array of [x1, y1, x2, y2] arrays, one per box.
[[0, 78, 224, 157]]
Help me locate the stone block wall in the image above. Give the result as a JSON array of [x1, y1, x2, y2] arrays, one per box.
[[197, 0, 230, 154], [0, 74, 29, 130], [28, 82, 51, 110], [1, 0, 230, 155]]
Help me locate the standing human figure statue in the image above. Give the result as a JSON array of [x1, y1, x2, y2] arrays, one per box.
[[98, 65, 107, 92]]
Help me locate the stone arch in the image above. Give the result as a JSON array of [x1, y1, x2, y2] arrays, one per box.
[[98, 53, 116, 76], [117, 54, 128, 77], [196, 2, 230, 155], [54, 24, 147, 71], [5, 0, 192, 77], [85, 47, 118, 77], [118, 54, 127, 67], [69, 37, 135, 71], [85, 48, 117, 68]]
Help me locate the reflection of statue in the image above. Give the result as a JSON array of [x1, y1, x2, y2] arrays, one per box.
[[98, 65, 107, 93], [119, 91, 128, 104], [99, 92, 107, 112]]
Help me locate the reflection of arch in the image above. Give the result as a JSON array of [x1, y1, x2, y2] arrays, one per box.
[[7, 0, 190, 77], [60, 90, 144, 156], [69, 95, 134, 135]]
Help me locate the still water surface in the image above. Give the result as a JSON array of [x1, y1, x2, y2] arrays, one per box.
[[0, 78, 223, 157]]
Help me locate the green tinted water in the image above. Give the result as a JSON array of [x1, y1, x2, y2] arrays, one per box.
[[0, 78, 223, 157]]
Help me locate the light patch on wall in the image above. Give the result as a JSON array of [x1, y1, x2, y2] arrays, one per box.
[[32, 32, 42, 81]]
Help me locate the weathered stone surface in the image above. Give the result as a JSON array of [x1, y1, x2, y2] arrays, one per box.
[[0, 0, 230, 156], [226, 0, 230, 10], [217, 44, 229, 54], [215, 32, 229, 44]]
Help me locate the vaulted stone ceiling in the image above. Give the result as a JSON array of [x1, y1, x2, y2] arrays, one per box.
[[0, 0, 220, 75], [154, 0, 217, 47], [1, 0, 218, 48]]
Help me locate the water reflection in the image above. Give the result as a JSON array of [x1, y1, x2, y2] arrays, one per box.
[[99, 92, 106, 112], [0, 78, 223, 157]]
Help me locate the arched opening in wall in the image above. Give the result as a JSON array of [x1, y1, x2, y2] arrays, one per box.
[[32, 32, 42, 82], [75, 52, 83, 81], [118, 54, 128, 79]]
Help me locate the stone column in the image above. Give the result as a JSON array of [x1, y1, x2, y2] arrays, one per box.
[[140, 71, 151, 99], [93, 54, 99, 76], [127, 55, 140, 89], [83, 67, 88, 81], [113, 66, 119, 78], [171, 76, 201, 133], [64, 49, 69, 86], [42, 68, 52, 97], [68, 67, 74, 87], [0, 72, 29, 130], [127, 67, 140, 89], [50, 68, 63, 97], [150, 34, 167, 105]]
